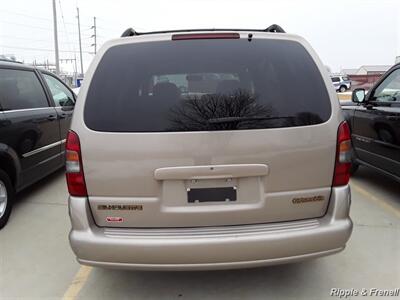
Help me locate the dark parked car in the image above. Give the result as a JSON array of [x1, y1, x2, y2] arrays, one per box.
[[342, 63, 400, 181], [0, 60, 75, 228]]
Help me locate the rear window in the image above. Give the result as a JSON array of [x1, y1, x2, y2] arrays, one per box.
[[85, 38, 331, 132], [0, 68, 49, 110]]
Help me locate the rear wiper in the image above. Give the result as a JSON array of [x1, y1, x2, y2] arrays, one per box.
[[207, 116, 295, 124]]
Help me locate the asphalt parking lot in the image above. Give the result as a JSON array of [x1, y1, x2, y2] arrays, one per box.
[[0, 167, 399, 300]]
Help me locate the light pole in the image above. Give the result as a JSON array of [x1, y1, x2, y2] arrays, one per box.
[[77, 7, 84, 76], [52, 0, 60, 75]]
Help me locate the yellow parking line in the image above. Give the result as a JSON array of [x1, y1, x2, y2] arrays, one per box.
[[62, 265, 92, 300], [352, 182, 400, 218]]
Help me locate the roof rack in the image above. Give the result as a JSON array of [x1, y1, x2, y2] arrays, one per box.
[[264, 24, 285, 33], [120, 24, 286, 37], [121, 28, 138, 37]]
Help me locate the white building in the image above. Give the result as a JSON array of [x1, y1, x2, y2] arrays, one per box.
[[340, 68, 358, 76], [341, 65, 391, 76], [355, 65, 391, 75]]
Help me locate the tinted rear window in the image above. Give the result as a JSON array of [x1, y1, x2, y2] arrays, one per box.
[[85, 38, 331, 132], [0, 68, 49, 110]]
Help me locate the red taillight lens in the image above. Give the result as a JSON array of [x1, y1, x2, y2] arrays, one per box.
[[65, 130, 87, 197], [333, 121, 352, 186], [172, 32, 240, 40]]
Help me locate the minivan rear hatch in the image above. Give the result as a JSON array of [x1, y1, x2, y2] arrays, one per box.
[[80, 33, 337, 228]]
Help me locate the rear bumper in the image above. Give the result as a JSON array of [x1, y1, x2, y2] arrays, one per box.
[[68, 185, 352, 270]]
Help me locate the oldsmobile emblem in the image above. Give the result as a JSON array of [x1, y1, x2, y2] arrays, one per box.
[[98, 204, 143, 211], [292, 196, 324, 204]]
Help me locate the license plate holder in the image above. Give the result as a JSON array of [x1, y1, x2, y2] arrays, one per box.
[[187, 187, 237, 203]]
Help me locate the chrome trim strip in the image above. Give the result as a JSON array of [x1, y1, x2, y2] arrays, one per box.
[[352, 134, 372, 143], [2, 106, 73, 113], [36, 152, 64, 165], [22, 139, 65, 158], [1, 107, 51, 113]]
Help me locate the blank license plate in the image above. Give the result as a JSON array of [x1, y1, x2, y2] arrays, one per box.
[[187, 187, 237, 203]]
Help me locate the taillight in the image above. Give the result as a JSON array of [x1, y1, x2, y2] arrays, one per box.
[[65, 130, 87, 197], [333, 121, 352, 186], [172, 32, 240, 40]]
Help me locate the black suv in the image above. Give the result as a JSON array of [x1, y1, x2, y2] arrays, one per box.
[[0, 60, 75, 228], [342, 63, 400, 181]]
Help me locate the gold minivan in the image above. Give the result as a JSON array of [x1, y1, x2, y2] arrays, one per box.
[[66, 26, 353, 270]]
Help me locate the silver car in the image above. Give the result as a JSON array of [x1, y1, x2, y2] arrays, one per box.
[[66, 26, 353, 270], [331, 75, 352, 92]]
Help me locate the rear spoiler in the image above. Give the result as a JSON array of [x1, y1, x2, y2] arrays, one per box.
[[121, 24, 286, 37]]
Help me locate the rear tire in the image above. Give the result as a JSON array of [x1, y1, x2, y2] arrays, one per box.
[[339, 85, 347, 93], [0, 169, 14, 229]]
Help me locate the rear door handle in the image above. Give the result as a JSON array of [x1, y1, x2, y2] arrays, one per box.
[[47, 115, 58, 121], [154, 164, 269, 180]]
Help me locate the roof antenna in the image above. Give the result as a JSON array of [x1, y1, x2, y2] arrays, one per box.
[[247, 33, 253, 42]]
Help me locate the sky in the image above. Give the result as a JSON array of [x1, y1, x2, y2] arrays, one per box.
[[0, 0, 399, 73]]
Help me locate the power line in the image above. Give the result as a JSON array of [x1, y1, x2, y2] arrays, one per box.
[[0, 9, 54, 22], [0, 34, 92, 50], [0, 44, 92, 54], [0, 6, 115, 68], [82, 27, 94, 32], [0, 34, 55, 43], [95, 16, 147, 32], [58, 0, 77, 54], [0, 10, 119, 45], [96, 26, 121, 33], [0, 9, 119, 34], [0, 20, 76, 34], [0, 8, 92, 28]]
